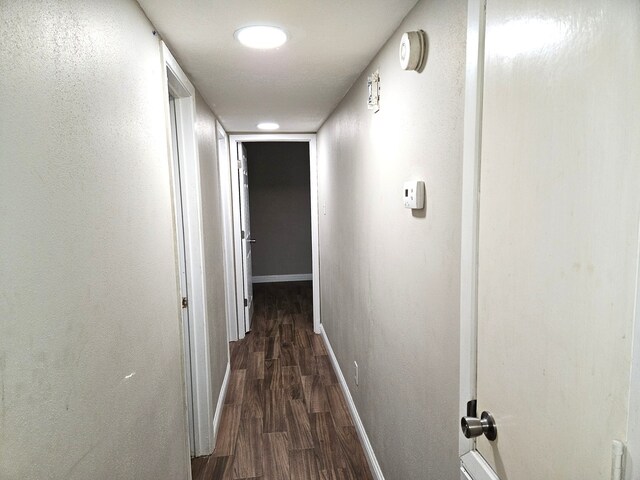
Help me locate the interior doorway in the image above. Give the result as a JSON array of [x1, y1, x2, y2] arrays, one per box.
[[216, 123, 238, 342], [163, 42, 214, 458], [245, 142, 313, 286], [168, 93, 196, 455], [228, 134, 321, 339]]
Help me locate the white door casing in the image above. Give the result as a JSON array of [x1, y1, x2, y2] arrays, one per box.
[[216, 123, 239, 342], [169, 94, 196, 456], [459, 0, 492, 476], [162, 42, 214, 459], [460, 0, 640, 479], [228, 134, 321, 337]]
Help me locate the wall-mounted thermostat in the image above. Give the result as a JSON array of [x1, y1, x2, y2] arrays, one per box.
[[403, 181, 425, 209]]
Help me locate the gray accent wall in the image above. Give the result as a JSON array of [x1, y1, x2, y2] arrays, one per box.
[[245, 142, 312, 278], [317, 0, 467, 478]]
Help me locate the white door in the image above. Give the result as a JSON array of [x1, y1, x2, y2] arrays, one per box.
[[169, 95, 195, 455], [462, 0, 640, 478], [217, 126, 238, 341], [238, 143, 254, 331]]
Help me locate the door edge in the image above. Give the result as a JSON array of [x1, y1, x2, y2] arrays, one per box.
[[460, 451, 500, 480]]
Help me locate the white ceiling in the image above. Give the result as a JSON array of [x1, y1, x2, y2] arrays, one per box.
[[136, 0, 419, 133]]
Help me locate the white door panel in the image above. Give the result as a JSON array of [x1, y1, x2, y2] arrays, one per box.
[[169, 95, 195, 455], [238, 143, 254, 331], [463, 0, 640, 478]]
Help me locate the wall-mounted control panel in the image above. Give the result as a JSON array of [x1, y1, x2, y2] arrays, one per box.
[[403, 181, 425, 209]]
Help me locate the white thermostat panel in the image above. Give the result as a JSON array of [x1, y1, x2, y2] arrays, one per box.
[[403, 181, 425, 209]]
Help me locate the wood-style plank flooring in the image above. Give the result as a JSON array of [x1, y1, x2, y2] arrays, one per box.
[[191, 282, 373, 480]]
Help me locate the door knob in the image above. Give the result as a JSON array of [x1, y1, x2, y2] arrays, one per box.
[[249, 239, 256, 244], [461, 411, 497, 441]]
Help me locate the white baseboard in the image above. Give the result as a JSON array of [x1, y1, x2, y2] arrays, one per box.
[[211, 361, 231, 449], [252, 274, 313, 284], [319, 325, 385, 480]]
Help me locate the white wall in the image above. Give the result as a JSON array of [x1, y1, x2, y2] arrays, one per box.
[[0, 1, 227, 477], [317, 0, 467, 477]]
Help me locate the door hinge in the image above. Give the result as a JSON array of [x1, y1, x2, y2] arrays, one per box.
[[612, 440, 625, 480], [182, 296, 188, 308], [244, 298, 248, 307], [241, 230, 245, 239]]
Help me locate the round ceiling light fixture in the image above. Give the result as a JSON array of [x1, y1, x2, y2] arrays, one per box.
[[257, 122, 280, 130], [235, 25, 288, 49]]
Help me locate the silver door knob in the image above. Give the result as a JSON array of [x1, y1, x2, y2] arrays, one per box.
[[249, 239, 256, 243], [461, 411, 497, 441]]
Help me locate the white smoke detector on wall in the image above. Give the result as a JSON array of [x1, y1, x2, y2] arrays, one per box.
[[399, 30, 427, 71]]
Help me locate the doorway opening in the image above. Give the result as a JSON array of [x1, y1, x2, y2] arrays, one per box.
[[163, 42, 214, 458], [228, 134, 320, 340], [168, 93, 196, 454]]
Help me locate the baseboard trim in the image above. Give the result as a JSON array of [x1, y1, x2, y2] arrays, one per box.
[[252, 274, 313, 284], [319, 325, 385, 480], [211, 361, 231, 449]]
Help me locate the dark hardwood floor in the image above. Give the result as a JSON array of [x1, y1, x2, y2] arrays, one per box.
[[191, 282, 373, 480]]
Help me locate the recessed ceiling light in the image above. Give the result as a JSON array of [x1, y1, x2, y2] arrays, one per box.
[[235, 25, 288, 50], [257, 122, 280, 130]]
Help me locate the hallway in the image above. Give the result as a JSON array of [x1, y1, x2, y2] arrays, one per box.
[[191, 283, 373, 480], [3, 0, 640, 478]]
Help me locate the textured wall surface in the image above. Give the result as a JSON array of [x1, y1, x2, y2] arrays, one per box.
[[0, 1, 191, 478], [246, 142, 312, 277], [195, 91, 229, 423], [316, 0, 467, 478]]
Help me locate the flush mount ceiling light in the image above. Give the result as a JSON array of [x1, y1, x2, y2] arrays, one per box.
[[257, 122, 280, 130], [235, 26, 288, 49]]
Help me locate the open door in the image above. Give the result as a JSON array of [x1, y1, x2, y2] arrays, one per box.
[[460, 0, 640, 478], [169, 94, 195, 456], [238, 143, 254, 332], [163, 42, 214, 457]]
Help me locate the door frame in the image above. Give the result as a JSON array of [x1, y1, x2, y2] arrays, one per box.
[[458, 0, 496, 478], [168, 93, 196, 456], [237, 143, 255, 332], [626, 224, 640, 477], [161, 42, 214, 457], [216, 122, 239, 342], [228, 133, 321, 338]]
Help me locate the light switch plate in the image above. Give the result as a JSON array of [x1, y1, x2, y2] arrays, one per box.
[[403, 181, 425, 209]]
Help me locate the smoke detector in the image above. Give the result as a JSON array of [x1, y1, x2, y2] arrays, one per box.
[[399, 30, 427, 71]]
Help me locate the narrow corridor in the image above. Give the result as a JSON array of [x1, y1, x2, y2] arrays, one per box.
[[191, 282, 373, 480]]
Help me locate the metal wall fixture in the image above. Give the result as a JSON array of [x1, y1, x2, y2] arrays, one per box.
[[367, 69, 380, 113]]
